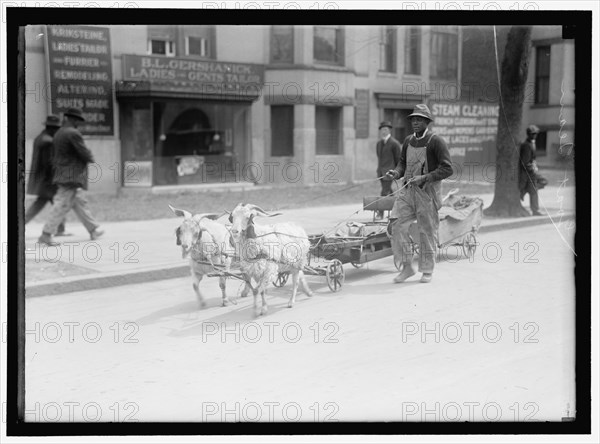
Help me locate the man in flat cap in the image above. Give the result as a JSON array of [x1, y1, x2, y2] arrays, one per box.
[[38, 108, 104, 246], [518, 124, 543, 216], [375, 120, 402, 219], [386, 104, 453, 284], [25, 114, 67, 234]]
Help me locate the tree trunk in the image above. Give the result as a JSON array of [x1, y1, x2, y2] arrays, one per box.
[[484, 26, 532, 218]]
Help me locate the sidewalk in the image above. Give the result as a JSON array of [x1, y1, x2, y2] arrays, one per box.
[[24, 186, 576, 297]]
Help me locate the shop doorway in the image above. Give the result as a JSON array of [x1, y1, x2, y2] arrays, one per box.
[[384, 108, 412, 142], [153, 102, 251, 185]]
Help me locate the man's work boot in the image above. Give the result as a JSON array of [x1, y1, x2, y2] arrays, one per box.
[[90, 229, 105, 241], [393, 263, 416, 283], [38, 232, 60, 246], [420, 273, 433, 283]]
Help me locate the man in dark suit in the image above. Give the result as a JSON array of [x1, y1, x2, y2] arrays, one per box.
[[518, 125, 543, 216], [38, 108, 104, 246], [25, 115, 67, 234], [375, 120, 401, 219]]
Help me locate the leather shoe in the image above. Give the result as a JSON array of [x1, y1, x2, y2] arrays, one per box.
[[55, 231, 73, 237], [393, 264, 416, 283], [420, 273, 433, 283], [38, 233, 60, 246], [90, 229, 105, 240], [531, 211, 544, 216]]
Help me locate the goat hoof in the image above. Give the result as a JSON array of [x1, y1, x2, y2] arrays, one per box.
[[199, 301, 207, 309], [261, 307, 268, 316], [287, 302, 294, 308], [222, 298, 238, 306], [306, 291, 315, 298]]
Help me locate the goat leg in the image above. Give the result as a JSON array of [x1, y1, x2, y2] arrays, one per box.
[[299, 271, 314, 297], [219, 276, 236, 306], [260, 289, 268, 316], [288, 272, 299, 308], [192, 277, 207, 309]]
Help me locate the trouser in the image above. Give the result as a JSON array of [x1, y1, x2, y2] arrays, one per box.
[[389, 185, 438, 273], [25, 196, 66, 232], [520, 182, 539, 213], [43, 185, 99, 235]]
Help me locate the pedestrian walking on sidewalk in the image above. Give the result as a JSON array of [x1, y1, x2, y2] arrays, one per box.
[[386, 104, 453, 284], [375, 120, 402, 220], [25, 115, 68, 235], [519, 125, 543, 216], [38, 108, 104, 246]]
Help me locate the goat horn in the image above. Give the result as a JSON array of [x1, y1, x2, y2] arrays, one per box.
[[247, 204, 282, 217]]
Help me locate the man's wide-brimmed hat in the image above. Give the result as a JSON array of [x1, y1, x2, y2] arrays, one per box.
[[43, 114, 61, 127], [378, 120, 393, 129], [63, 107, 86, 121], [407, 104, 434, 122], [526, 124, 540, 134]]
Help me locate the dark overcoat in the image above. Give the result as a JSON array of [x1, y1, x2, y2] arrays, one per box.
[[52, 126, 95, 190], [376, 136, 402, 180], [518, 139, 536, 193], [27, 130, 57, 198]]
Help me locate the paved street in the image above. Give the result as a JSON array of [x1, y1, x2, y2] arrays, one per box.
[[24, 223, 576, 422]]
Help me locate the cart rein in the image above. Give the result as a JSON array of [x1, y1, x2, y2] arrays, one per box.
[[245, 177, 417, 247]]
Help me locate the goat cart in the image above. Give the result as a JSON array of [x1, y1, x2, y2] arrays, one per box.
[[270, 191, 483, 293], [363, 191, 484, 264], [272, 200, 399, 292]]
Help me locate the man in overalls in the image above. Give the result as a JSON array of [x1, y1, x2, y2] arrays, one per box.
[[386, 104, 453, 283]]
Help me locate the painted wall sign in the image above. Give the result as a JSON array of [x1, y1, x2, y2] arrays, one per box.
[[121, 55, 264, 97], [431, 102, 499, 160], [46, 25, 114, 135]]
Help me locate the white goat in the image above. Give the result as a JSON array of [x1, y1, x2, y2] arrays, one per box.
[[229, 203, 314, 315], [170, 204, 246, 308]]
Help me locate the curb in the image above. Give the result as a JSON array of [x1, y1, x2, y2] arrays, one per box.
[[25, 213, 575, 298]]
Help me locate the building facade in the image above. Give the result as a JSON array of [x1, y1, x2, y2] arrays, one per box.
[[24, 25, 464, 193], [522, 26, 575, 169]]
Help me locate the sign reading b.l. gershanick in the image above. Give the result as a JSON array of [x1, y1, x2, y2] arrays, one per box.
[[45, 25, 114, 136]]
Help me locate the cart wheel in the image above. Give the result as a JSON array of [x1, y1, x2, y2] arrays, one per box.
[[412, 242, 420, 255], [462, 233, 477, 258], [351, 261, 363, 269], [273, 272, 289, 287], [326, 259, 345, 292]]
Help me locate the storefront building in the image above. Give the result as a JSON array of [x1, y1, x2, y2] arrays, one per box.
[[24, 24, 466, 193]]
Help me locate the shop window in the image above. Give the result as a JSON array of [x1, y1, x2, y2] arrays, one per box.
[[430, 26, 458, 80], [149, 39, 175, 56], [535, 46, 551, 104], [405, 26, 421, 75], [271, 105, 294, 156], [316, 106, 342, 155], [271, 25, 294, 63], [186, 36, 209, 57], [314, 26, 344, 65], [379, 26, 397, 73]]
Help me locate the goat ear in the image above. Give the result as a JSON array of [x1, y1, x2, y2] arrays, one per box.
[[169, 204, 192, 219], [199, 213, 221, 221], [175, 227, 182, 245], [248, 214, 255, 224]]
